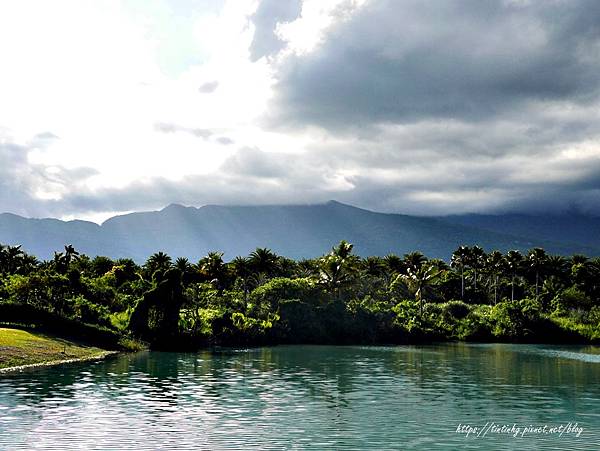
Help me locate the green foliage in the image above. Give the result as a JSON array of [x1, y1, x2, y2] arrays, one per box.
[[442, 300, 470, 319], [552, 286, 593, 313], [1, 241, 599, 348], [249, 277, 321, 311], [489, 298, 542, 339], [72, 295, 112, 328]]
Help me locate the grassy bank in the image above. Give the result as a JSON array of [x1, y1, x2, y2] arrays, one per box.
[[0, 327, 111, 371]]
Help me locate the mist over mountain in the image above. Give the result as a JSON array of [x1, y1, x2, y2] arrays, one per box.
[[0, 201, 597, 262]]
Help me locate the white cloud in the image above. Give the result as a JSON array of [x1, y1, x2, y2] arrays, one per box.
[[1, 0, 600, 221]]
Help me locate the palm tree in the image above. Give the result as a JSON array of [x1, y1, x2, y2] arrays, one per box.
[[547, 255, 570, 283], [451, 245, 469, 300], [175, 257, 192, 273], [403, 251, 427, 273], [383, 254, 404, 273], [363, 256, 385, 277], [295, 259, 319, 278], [174, 257, 195, 283], [319, 240, 356, 299], [0, 244, 24, 274], [527, 247, 548, 299], [382, 254, 404, 288], [571, 254, 589, 266], [468, 245, 486, 290], [145, 251, 172, 278], [63, 244, 80, 266], [319, 255, 352, 299], [396, 263, 440, 317], [429, 258, 449, 271], [486, 250, 506, 304], [18, 253, 39, 275], [198, 251, 227, 289], [249, 248, 280, 278], [231, 256, 251, 304], [505, 250, 523, 302]]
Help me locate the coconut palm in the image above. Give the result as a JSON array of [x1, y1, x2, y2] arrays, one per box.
[[383, 254, 404, 273], [486, 250, 506, 304], [505, 250, 524, 302], [396, 263, 441, 317], [403, 251, 427, 273], [527, 247, 548, 299], [198, 251, 227, 289], [468, 245, 486, 290], [295, 259, 319, 278], [451, 245, 469, 300], [363, 256, 385, 277], [63, 244, 80, 266], [0, 244, 25, 274], [319, 241, 357, 299]]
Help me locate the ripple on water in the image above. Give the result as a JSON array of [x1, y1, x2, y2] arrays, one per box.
[[0, 345, 599, 450]]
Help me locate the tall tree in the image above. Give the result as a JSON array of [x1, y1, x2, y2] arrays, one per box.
[[249, 248, 280, 278], [63, 244, 80, 267], [198, 251, 227, 290], [0, 244, 24, 274], [527, 247, 548, 299], [505, 250, 524, 302], [319, 241, 356, 299], [468, 245, 486, 291], [403, 251, 427, 273], [396, 263, 440, 317], [144, 252, 172, 277], [451, 245, 469, 300], [486, 250, 506, 304], [231, 256, 252, 305]]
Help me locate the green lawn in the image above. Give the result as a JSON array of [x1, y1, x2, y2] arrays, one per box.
[[0, 327, 108, 370]]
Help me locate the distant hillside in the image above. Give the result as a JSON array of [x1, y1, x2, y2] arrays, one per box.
[[440, 213, 600, 251], [0, 201, 598, 262]]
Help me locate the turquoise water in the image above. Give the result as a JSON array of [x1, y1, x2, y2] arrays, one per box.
[[1, 344, 600, 450]]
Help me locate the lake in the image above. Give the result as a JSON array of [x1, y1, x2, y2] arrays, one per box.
[[1, 344, 599, 450]]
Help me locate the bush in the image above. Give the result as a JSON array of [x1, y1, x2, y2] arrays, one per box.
[[552, 286, 593, 313], [250, 277, 322, 311], [441, 300, 471, 319], [72, 295, 112, 327], [490, 298, 542, 340]]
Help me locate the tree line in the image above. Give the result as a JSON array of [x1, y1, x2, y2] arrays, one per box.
[[1, 241, 599, 348]]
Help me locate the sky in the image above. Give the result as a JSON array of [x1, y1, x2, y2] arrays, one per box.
[[1, 0, 600, 222]]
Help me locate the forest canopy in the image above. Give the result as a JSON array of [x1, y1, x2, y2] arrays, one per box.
[[1, 242, 599, 349]]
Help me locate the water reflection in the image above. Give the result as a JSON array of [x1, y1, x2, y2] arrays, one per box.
[[1, 344, 599, 449]]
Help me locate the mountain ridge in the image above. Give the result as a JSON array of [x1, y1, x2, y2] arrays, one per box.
[[1, 201, 598, 261]]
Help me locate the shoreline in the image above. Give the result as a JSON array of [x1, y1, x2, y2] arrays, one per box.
[[0, 350, 119, 375]]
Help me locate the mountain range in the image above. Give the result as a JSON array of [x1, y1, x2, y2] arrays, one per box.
[[0, 201, 598, 262]]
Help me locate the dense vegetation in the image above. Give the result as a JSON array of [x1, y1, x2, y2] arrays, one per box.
[[1, 241, 599, 349]]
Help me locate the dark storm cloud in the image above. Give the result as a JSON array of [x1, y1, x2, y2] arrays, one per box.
[[249, 0, 302, 61], [249, 0, 600, 216], [269, 0, 600, 129], [37, 133, 600, 218]]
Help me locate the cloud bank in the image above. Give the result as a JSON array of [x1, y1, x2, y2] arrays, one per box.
[[1, 0, 600, 220]]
